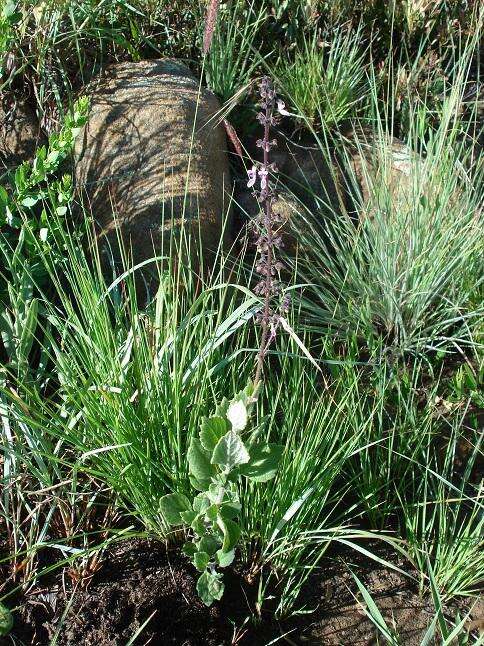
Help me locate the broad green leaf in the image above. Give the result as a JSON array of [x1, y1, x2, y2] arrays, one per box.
[[207, 483, 225, 504], [0, 186, 9, 206], [14, 163, 27, 191], [180, 510, 197, 524], [226, 399, 248, 431], [243, 381, 260, 414], [217, 517, 241, 553], [21, 196, 39, 208], [159, 492, 191, 526], [189, 474, 206, 491], [193, 551, 210, 572], [193, 493, 211, 514], [215, 397, 230, 418], [191, 515, 205, 536], [182, 542, 197, 558], [196, 570, 224, 607], [46, 150, 61, 165], [216, 548, 235, 568], [188, 437, 215, 484], [219, 501, 241, 520], [2, 1, 16, 19], [239, 443, 284, 482], [205, 504, 218, 521], [211, 431, 250, 471], [200, 416, 227, 452], [198, 535, 220, 557]]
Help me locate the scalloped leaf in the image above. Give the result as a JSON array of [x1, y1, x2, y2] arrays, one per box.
[[197, 571, 224, 606], [159, 492, 191, 526], [188, 437, 215, 485], [193, 551, 210, 572], [200, 416, 228, 452], [211, 431, 249, 471], [239, 443, 284, 482]]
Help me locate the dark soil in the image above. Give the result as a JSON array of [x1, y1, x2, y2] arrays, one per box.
[[8, 540, 232, 646], [288, 556, 483, 645], [5, 539, 483, 646]]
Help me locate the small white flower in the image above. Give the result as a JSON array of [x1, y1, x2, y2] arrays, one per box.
[[39, 227, 48, 242], [247, 165, 257, 188], [227, 399, 248, 432], [277, 99, 297, 117], [258, 167, 268, 190]]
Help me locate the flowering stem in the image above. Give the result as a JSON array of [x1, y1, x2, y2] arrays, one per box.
[[249, 77, 287, 388], [202, 0, 220, 56], [254, 100, 274, 386]]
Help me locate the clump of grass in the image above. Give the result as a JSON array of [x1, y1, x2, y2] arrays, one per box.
[[352, 565, 481, 645], [401, 413, 483, 599], [293, 50, 483, 358], [240, 349, 409, 617], [277, 27, 369, 131], [8, 209, 257, 536], [203, 0, 265, 107]]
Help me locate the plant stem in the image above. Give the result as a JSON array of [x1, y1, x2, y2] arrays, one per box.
[[254, 97, 273, 387]]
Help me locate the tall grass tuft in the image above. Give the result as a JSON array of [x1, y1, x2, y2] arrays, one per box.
[[293, 51, 483, 358], [277, 27, 369, 131], [203, 0, 265, 106], [8, 211, 257, 536]]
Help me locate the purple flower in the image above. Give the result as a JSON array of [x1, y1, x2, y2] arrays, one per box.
[[281, 293, 291, 313], [249, 77, 291, 386], [256, 138, 277, 152]]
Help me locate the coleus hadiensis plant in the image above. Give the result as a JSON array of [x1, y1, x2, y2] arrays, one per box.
[[160, 76, 288, 607], [159, 383, 284, 606]]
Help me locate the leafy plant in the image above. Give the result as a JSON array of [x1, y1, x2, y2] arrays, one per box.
[[1, 96, 88, 222], [0, 96, 88, 308], [448, 362, 484, 408], [0, 100, 93, 587], [160, 384, 284, 606]]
